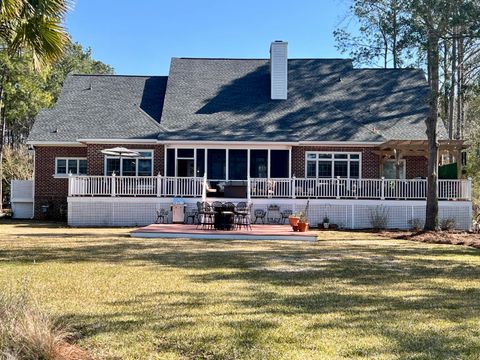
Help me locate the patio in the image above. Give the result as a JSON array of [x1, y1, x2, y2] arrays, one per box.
[[131, 224, 318, 241]]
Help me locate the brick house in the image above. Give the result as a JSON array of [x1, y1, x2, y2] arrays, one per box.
[[27, 41, 471, 229]]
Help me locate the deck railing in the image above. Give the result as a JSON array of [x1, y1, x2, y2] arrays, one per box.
[[68, 175, 472, 201]]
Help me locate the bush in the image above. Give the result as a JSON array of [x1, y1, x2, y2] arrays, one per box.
[[440, 217, 457, 231], [369, 206, 390, 230], [0, 282, 76, 360], [408, 218, 423, 231]]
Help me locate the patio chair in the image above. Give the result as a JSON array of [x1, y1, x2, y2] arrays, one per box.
[[280, 209, 293, 224], [196, 201, 216, 229], [253, 209, 266, 224], [234, 202, 252, 230], [184, 209, 198, 224], [155, 208, 169, 224], [267, 204, 281, 223]]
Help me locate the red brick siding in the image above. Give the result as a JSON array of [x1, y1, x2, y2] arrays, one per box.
[[291, 146, 380, 178], [405, 156, 428, 179], [86, 144, 164, 175], [34, 146, 87, 220], [33, 144, 165, 220]]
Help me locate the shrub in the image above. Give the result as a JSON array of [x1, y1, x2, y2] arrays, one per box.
[[0, 282, 75, 360], [369, 206, 390, 230], [408, 218, 423, 231], [440, 217, 457, 231]]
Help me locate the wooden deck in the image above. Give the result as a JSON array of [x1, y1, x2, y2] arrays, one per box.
[[130, 224, 317, 241]]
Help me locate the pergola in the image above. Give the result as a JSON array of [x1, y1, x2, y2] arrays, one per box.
[[375, 139, 468, 179]]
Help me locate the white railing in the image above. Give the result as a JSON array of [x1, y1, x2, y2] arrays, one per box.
[[68, 175, 203, 198], [68, 175, 472, 201]]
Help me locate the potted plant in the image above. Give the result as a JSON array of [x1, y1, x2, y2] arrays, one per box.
[[322, 216, 330, 229], [288, 213, 300, 229], [298, 212, 309, 232]]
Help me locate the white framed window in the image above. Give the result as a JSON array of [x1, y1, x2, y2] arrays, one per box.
[[55, 158, 87, 176], [383, 159, 406, 179], [305, 152, 361, 178], [104, 150, 153, 176]]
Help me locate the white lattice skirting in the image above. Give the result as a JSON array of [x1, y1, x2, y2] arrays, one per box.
[[67, 197, 472, 230]]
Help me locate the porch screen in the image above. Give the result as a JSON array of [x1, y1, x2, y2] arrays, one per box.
[[250, 150, 268, 178], [207, 149, 226, 180], [270, 150, 289, 178], [228, 150, 247, 180]]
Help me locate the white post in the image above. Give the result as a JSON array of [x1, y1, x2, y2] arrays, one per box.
[[381, 176, 385, 200], [68, 173, 73, 196], [156, 173, 161, 197], [336, 176, 340, 199], [247, 174, 251, 202], [111, 172, 116, 197], [467, 177, 472, 201], [291, 175, 296, 199], [202, 172, 207, 202]]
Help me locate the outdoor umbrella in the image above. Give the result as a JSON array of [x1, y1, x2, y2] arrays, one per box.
[[100, 147, 141, 157]]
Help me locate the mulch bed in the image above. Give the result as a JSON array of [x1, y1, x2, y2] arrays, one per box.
[[379, 230, 480, 249]]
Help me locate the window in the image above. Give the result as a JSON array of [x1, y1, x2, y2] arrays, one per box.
[[105, 150, 153, 176], [55, 158, 87, 175], [383, 160, 405, 179], [306, 152, 361, 178]]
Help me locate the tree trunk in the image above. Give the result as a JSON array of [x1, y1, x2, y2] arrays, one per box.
[[456, 34, 464, 139], [0, 85, 4, 212], [448, 32, 456, 140], [424, 30, 440, 231], [442, 40, 449, 129], [392, 4, 398, 68]]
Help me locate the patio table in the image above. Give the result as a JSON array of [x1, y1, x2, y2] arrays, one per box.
[[213, 205, 235, 230]]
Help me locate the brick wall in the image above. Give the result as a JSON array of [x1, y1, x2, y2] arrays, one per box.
[[34, 146, 87, 220], [291, 146, 380, 178], [86, 144, 164, 175], [405, 156, 428, 179], [34, 143, 165, 220]]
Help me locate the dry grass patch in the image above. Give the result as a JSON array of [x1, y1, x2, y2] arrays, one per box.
[[0, 221, 479, 359]]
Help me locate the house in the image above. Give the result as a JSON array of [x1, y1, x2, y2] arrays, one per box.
[[27, 41, 471, 229]]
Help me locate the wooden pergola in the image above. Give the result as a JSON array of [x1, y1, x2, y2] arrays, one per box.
[[375, 139, 468, 179]]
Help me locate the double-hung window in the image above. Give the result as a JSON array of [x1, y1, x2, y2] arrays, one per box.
[[306, 152, 361, 178], [105, 150, 153, 176], [55, 158, 87, 176]]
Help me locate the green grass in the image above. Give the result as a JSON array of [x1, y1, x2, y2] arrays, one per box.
[[0, 222, 479, 359]]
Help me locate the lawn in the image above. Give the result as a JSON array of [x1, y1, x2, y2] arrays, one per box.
[[0, 222, 479, 360]]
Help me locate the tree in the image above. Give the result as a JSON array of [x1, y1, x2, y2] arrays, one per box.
[[408, 0, 480, 230], [333, 0, 415, 68], [0, 0, 69, 209]]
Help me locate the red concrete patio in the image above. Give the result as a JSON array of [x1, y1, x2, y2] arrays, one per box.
[[130, 224, 317, 241]]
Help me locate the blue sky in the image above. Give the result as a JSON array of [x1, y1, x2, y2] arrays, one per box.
[[66, 0, 352, 75]]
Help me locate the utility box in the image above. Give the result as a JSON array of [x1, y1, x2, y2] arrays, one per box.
[[171, 198, 185, 223]]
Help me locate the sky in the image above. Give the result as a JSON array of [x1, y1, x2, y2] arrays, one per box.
[[66, 0, 353, 75]]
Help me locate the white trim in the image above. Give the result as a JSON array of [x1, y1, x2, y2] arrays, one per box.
[[305, 151, 362, 179], [77, 139, 157, 144], [55, 157, 87, 176], [28, 141, 85, 146], [164, 142, 292, 149], [298, 141, 381, 146]]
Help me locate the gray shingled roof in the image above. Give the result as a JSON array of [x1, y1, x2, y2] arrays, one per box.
[[158, 58, 445, 142], [28, 74, 167, 142], [28, 58, 445, 143]]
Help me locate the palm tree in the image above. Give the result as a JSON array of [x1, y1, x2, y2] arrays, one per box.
[[0, 0, 70, 210]]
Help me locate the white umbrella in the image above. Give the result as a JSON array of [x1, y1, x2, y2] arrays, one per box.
[[201, 173, 207, 201], [100, 147, 141, 157]]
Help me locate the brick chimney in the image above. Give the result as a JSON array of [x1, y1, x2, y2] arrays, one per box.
[[270, 41, 288, 100]]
